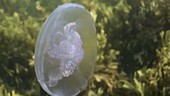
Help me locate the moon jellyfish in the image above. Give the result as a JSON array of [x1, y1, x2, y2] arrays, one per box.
[[35, 3, 96, 96]]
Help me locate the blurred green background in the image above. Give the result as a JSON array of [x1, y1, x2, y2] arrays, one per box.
[[0, 0, 170, 96]]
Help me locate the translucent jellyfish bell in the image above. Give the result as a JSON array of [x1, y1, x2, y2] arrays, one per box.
[[35, 3, 96, 96]]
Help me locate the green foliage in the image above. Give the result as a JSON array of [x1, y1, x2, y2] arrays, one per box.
[[0, 0, 170, 96]]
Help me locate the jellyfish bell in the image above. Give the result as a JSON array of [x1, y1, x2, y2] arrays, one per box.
[[35, 3, 97, 96]]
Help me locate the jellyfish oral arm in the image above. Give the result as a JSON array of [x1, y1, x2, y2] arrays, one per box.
[[46, 22, 84, 87]]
